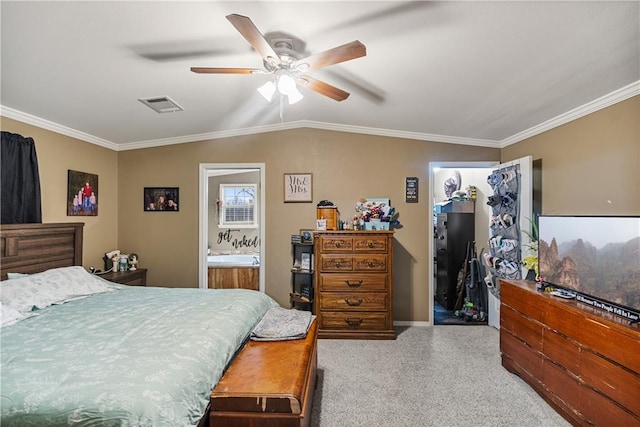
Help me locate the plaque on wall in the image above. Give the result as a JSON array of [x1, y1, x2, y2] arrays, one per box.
[[405, 177, 418, 203]]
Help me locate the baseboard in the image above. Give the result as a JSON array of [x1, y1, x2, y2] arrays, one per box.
[[394, 320, 431, 327]]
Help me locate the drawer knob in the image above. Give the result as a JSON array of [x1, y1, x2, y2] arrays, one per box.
[[334, 241, 342, 248], [345, 317, 363, 327], [368, 241, 374, 248], [345, 279, 363, 288], [345, 297, 363, 306], [335, 261, 342, 268]]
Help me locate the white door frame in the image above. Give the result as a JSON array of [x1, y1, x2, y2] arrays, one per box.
[[198, 163, 266, 291]]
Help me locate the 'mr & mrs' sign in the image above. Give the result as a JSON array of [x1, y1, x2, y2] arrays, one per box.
[[284, 173, 313, 203]]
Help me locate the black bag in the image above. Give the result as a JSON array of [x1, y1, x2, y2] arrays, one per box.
[[455, 243, 488, 322]]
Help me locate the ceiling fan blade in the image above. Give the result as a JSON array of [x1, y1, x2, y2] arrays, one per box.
[[323, 69, 386, 104], [298, 75, 350, 102], [190, 67, 264, 74], [130, 38, 242, 62], [293, 41, 366, 72], [141, 50, 233, 62], [226, 14, 281, 67]]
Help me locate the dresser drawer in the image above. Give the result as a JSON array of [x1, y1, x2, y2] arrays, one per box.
[[319, 255, 353, 271], [353, 236, 388, 252], [319, 292, 388, 311], [319, 254, 388, 272], [353, 255, 387, 272], [319, 312, 388, 331], [319, 236, 353, 252], [319, 274, 388, 292]]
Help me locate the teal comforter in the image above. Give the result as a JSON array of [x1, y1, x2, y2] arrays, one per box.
[[1, 286, 277, 426]]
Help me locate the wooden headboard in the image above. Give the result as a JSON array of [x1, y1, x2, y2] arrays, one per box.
[[0, 223, 84, 280]]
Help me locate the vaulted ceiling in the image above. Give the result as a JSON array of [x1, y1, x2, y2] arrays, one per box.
[[1, 1, 638, 150]]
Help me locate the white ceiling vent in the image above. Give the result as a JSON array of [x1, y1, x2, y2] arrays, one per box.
[[139, 96, 184, 113]]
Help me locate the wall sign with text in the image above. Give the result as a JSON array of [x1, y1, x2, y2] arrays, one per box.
[[284, 173, 313, 203], [405, 177, 419, 203]]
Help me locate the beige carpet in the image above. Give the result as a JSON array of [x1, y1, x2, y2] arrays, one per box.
[[310, 325, 569, 427]]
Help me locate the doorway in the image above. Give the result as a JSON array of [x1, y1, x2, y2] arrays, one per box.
[[198, 163, 266, 291], [428, 162, 498, 325], [429, 157, 535, 326]]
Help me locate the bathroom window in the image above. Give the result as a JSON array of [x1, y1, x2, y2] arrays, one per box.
[[219, 184, 257, 227]]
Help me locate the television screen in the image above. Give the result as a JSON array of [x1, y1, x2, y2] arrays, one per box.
[[538, 215, 640, 322]]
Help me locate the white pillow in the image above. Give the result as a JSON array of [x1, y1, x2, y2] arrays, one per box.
[[0, 302, 35, 326], [6, 272, 29, 279], [0, 266, 118, 313]]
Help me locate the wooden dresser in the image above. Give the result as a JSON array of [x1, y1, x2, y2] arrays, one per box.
[[313, 230, 395, 339], [500, 280, 640, 426]]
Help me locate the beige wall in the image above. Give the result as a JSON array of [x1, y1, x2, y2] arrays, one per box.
[[1, 117, 118, 269], [2, 95, 637, 322], [116, 129, 499, 322], [502, 96, 640, 215]]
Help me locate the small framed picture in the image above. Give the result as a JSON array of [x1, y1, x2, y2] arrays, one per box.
[[144, 187, 179, 211], [284, 173, 312, 203], [316, 219, 327, 230], [300, 253, 311, 271]]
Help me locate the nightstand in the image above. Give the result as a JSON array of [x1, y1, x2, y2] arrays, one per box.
[[101, 268, 147, 286]]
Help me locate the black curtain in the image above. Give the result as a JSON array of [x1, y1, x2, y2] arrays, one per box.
[[1, 131, 42, 224]]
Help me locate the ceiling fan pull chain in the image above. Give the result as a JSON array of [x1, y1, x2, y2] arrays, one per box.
[[279, 94, 284, 123]]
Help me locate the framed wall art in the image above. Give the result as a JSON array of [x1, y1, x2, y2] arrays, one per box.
[[405, 177, 419, 203], [67, 170, 98, 216], [284, 173, 312, 203], [144, 187, 179, 211]]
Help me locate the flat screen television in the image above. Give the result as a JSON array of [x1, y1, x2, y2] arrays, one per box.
[[538, 215, 640, 323]]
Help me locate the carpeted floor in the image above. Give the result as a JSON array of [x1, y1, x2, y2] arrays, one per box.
[[310, 325, 569, 427]]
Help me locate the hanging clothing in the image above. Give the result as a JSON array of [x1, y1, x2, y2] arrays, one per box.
[[1, 131, 42, 224]]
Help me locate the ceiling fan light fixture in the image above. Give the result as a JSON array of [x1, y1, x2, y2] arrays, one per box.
[[277, 74, 303, 105], [277, 74, 297, 95], [257, 80, 276, 102], [286, 87, 304, 105], [191, 14, 361, 103]]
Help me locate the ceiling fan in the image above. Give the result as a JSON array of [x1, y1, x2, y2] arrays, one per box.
[[190, 14, 366, 103]]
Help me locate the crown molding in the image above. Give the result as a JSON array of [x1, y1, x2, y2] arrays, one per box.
[[0, 105, 118, 150], [119, 120, 499, 151], [301, 121, 500, 148], [3, 81, 637, 151], [122, 121, 304, 151], [499, 80, 640, 148]]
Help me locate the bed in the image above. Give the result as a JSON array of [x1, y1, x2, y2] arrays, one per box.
[[0, 223, 315, 427]]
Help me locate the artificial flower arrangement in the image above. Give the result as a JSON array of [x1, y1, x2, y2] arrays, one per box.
[[521, 240, 538, 278], [354, 198, 400, 228], [521, 216, 539, 280]]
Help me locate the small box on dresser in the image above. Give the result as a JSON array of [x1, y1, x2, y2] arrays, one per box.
[[313, 230, 395, 339]]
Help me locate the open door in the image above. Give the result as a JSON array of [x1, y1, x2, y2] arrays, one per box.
[[485, 156, 533, 329]]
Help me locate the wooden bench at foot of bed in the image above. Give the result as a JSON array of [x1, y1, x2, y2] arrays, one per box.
[[210, 320, 318, 427]]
